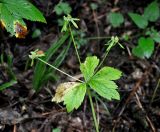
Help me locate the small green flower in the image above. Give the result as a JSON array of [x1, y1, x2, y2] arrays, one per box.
[[61, 14, 80, 32], [29, 49, 45, 66]]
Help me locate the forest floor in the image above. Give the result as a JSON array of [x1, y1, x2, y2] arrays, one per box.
[[0, 0, 160, 132]]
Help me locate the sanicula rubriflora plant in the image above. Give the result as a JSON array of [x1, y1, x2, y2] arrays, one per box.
[[29, 14, 123, 132]]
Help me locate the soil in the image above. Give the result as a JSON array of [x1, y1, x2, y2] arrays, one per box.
[[0, 0, 160, 132]]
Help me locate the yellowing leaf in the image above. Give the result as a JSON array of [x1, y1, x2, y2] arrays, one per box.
[[52, 82, 80, 103], [14, 21, 28, 38], [64, 83, 86, 112], [0, 20, 6, 29]]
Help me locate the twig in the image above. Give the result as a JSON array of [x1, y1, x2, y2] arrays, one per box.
[[135, 93, 156, 132], [118, 68, 150, 117], [150, 78, 160, 105]]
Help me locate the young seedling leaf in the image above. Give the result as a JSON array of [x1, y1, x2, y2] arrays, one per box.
[[128, 13, 148, 29], [52, 82, 80, 103], [80, 56, 99, 81], [108, 12, 124, 28], [88, 67, 121, 100], [63, 83, 86, 112], [143, 1, 160, 22], [132, 37, 154, 59]]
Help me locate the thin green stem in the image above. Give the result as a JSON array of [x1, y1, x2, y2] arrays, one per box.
[[37, 58, 84, 83], [95, 50, 109, 73], [87, 89, 99, 132], [69, 24, 81, 64]]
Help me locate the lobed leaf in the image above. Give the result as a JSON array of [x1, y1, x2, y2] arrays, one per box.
[[93, 67, 122, 81], [52, 82, 80, 103], [80, 56, 99, 81], [64, 83, 86, 112], [89, 79, 120, 100], [80, 56, 122, 101]]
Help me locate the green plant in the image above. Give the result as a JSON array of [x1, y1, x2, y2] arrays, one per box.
[[132, 37, 154, 59], [52, 128, 61, 132], [72, 30, 88, 49], [128, 1, 160, 59], [54, 2, 72, 15], [128, 1, 159, 29], [143, 1, 159, 22], [29, 15, 123, 132], [108, 12, 124, 28], [146, 27, 160, 43], [0, 0, 46, 38], [128, 13, 148, 29]]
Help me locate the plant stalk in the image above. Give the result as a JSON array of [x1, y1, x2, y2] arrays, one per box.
[[95, 49, 109, 73], [37, 58, 84, 83], [87, 89, 99, 132], [69, 24, 81, 64]]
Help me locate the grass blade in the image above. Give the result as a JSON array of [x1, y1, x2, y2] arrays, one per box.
[[0, 80, 17, 91]]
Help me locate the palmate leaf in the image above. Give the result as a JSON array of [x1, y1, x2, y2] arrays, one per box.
[[53, 56, 121, 113], [88, 67, 122, 100], [80, 56, 122, 100], [0, 0, 46, 37]]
